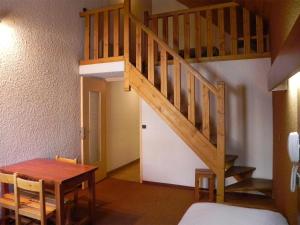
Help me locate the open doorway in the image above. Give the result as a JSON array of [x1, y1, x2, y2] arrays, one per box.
[[106, 79, 140, 183], [81, 76, 141, 183]]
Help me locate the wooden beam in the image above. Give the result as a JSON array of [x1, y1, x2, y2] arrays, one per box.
[[136, 24, 142, 71], [201, 84, 210, 139], [195, 12, 201, 59], [152, 17, 158, 62], [149, 2, 238, 19], [174, 59, 181, 110], [256, 15, 264, 53], [103, 11, 109, 58], [218, 9, 225, 56], [123, 0, 130, 91], [148, 35, 154, 85], [184, 13, 190, 59], [80, 4, 124, 17], [173, 14, 179, 53], [187, 72, 195, 125], [243, 8, 251, 55], [93, 13, 99, 59], [160, 48, 168, 97], [84, 15, 90, 60], [230, 6, 237, 55], [163, 16, 168, 44], [216, 81, 225, 203], [113, 9, 120, 57], [206, 10, 213, 57]]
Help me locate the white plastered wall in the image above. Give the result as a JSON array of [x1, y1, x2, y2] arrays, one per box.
[[141, 58, 273, 187]]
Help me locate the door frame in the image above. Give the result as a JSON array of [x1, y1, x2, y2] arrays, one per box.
[[80, 76, 107, 182]]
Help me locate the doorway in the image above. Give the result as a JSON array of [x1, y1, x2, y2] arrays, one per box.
[[81, 77, 141, 183]]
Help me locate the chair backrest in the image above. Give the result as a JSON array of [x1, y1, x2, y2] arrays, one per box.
[[14, 175, 46, 224], [0, 171, 15, 185], [55, 155, 78, 164], [0, 171, 15, 197]]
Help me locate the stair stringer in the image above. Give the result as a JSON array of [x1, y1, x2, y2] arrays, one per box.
[[128, 63, 219, 174]]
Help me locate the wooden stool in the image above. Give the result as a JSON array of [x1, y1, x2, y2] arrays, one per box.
[[195, 169, 216, 202]]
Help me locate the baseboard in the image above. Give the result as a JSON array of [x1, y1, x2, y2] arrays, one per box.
[[107, 158, 140, 175], [142, 180, 195, 190]]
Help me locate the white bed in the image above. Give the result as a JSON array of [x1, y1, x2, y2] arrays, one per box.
[[178, 203, 289, 225]]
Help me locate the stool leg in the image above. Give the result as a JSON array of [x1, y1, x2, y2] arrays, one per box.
[[208, 175, 215, 202], [194, 172, 200, 201], [199, 176, 203, 200]]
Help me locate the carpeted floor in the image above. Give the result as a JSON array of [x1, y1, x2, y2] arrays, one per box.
[[77, 178, 195, 225]]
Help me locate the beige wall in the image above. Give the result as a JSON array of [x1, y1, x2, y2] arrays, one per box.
[[0, 0, 103, 166], [106, 81, 140, 171], [273, 73, 300, 225]]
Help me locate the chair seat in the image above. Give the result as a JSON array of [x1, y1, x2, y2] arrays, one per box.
[[19, 198, 56, 220], [0, 193, 33, 210]]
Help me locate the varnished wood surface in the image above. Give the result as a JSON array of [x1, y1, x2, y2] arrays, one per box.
[[1, 159, 97, 185]]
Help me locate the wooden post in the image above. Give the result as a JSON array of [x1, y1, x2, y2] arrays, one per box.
[[94, 13, 99, 59], [230, 6, 237, 55], [184, 13, 190, 59], [206, 10, 213, 57], [187, 72, 195, 125], [163, 16, 168, 44], [124, 0, 131, 91], [136, 24, 142, 71], [216, 81, 225, 203], [113, 9, 120, 57], [103, 11, 109, 58], [195, 12, 201, 59], [243, 8, 250, 55], [256, 15, 264, 53], [173, 14, 179, 53], [174, 59, 181, 110], [84, 15, 90, 60], [201, 84, 210, 139], [218, 9, 225, 56], [148, 35, 154, 85], [152, 17, 158, 62], [160, 48, 168, 97]]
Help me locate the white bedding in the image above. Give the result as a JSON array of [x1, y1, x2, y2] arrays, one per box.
[[178, 203, 289, 225]]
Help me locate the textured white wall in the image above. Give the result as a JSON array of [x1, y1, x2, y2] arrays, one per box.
[[0, 0, 104, 166]]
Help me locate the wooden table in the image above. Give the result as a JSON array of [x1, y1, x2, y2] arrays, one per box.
[[0, 158, 98, 225]]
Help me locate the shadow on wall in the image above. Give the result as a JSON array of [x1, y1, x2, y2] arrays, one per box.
[[200, 64, 248, 165]]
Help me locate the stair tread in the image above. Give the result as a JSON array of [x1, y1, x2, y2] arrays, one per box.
[[226, 178, 272, 193], [225, 154, 238, 163], [225, 166, 256, 178]]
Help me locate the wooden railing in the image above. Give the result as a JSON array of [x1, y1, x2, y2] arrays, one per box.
[[80, 4, 124, 65], [126, 12, 226, 202], [145, 2, 270, 61]]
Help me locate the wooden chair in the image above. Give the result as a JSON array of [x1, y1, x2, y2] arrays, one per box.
[[14, 175, 56, 225], [55, 155, 80, 204], [0, 171, 34, 224], [55, 155, 78, 164], [0, 171, 17, 224]]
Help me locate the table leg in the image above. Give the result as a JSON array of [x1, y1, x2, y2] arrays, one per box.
[[87, 172, 96, 224], [55, 183, 65, 225]]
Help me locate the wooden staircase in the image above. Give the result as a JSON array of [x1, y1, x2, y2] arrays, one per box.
[[80, 0, 272, 203]]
